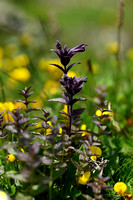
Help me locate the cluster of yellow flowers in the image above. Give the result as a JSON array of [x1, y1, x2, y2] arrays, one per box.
[[0, 101, 15, 123], [0, 44, 31, 83], [0, 101, 26, 123], [35, 121, 62, 135], [95, 108, 113, 121]]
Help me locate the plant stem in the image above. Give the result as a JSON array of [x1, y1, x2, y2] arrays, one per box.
[[0, 75, 5, 102], [49, 146, 54, 200], [115, 0, 125, 89], [117, 0, 124, 69], [68, 104, 73, 134]]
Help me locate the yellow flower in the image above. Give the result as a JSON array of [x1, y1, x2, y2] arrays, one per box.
[[78, 171, 91, 185], [95, 109, 113, 120], [20, 148, 25, 153], [114, 182, 127, 196], [13, 54, 29, 67], [38, 58, 63, 79], [81, 124, 90, 137], [9, 67, 31, 82], [7, 154, 16, 162], [107, 41, 118, 55], [44, 80, 59, 95], [90, 145, 102, 161], [35, 121, 53, 135], [14, 102, 26, 110], [0, 101, 15, 122], [46, 121, 52, 135], [67, 71, 78, 78], [30, 97, 43, 109], [0, 191, 10, 200], [38, 58, 48, 70], [59, 127, 62, 134], [62, 105, 68, 114]]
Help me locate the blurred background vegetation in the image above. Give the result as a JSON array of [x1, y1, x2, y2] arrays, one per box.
[[0, 0, 133, 131]]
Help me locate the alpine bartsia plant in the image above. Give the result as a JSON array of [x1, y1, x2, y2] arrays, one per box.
[[49, 41, 87, 134]]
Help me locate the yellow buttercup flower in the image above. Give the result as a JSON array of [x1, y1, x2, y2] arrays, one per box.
[[7, 154, 16, 162], [95, 109, 113, 120], [14, 102, 26, 110], [9, 67, 31, 82], [62, 105, 68, 114], [44, 80, 59, 95], [39, 58, 63, 79], [38, 58, 48, 70], [114, 182, 127, 196], [46, 121, 52, 135], [59, 127, 62, 134], [13, 54, 29, 67], [30, 97, 43, 109], [67, 71, 78, 78], [0, 191, 10, 200], [78, 171, 91, 185], [35, 121, 44, 132], [81, 124, 90, 137], [0, 101, 15, 122], [90, 145, 102, 161]]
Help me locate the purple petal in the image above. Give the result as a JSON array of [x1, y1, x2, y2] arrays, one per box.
[[71, 44, 87, 55], [56, 40, 62, 50]]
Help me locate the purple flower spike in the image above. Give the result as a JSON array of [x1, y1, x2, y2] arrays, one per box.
[[51, 40, 87, 67]]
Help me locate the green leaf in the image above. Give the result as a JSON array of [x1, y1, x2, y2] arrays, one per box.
[[15, 193, 34, 200], [10, 184, 16, 196], [70, 187, 82, 198]]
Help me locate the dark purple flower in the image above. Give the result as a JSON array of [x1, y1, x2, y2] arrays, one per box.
[[51, 40, 87, 67], [60, 75, 87, 95]]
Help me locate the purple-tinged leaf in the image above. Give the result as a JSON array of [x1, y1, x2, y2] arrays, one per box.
[[72, 108, 85, 117], [66, 62, 80, 73], [49, 63, 65, 73], [71, 97, 88, 105], [59, 111, 70, 117], [48, 98, 67, 104], [92, 120, 101, 126], [41, 156, 52, 165]]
